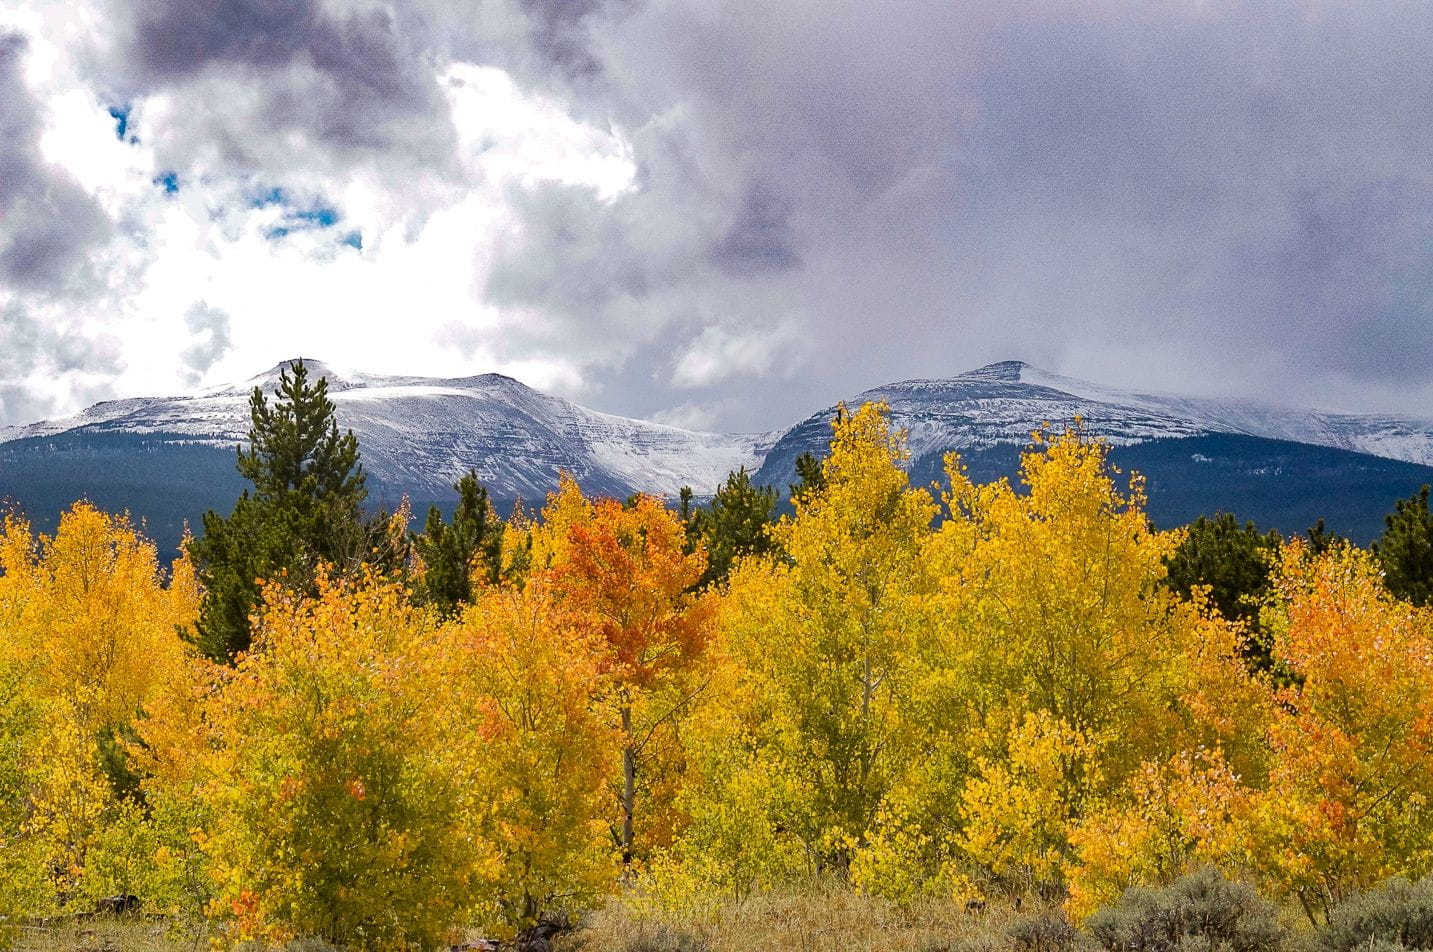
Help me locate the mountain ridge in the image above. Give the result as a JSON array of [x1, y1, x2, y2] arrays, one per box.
[[5, 358, 1433, 547]]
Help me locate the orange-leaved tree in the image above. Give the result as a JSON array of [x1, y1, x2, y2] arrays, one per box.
[[1065, 541, 1433, 922], [1239, 542, 1433, 919], [544, 482, 716, 864]]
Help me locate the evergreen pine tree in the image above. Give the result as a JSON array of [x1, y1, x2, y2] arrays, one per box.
[[1163, 512, 1282, 672], [1305, 518, 1344, 556], [188, 360, 369, 661], [1375, 485, 1433, 606], [677, 485, 700, 554], [412, 470, 504, 616], [695, 467, 779, 588], [790, 451, 826, 504]]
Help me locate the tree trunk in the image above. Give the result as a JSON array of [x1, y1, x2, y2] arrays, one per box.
[[621, 704, 636, 865]]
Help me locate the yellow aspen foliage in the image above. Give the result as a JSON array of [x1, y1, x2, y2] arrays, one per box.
[[524, 472, 592, 573], [860, 428, 1251, 902], [23, 700, 114, 891], [1065, 750, 1248, 921], [0, 503, 198, 912], [446, 577, 620, 935], [160, 572, 481, 949], [1232, 543, 1433, 919], [931, 429, 1194, 754], [647, 631, 813, 907], [0, 660, 59, 921], [699, 403, 937, 879], [129, 648, 233, 921], [0, 503, 198, 738], [851, 756, 982, 907], [959, 711, 1099, 894]]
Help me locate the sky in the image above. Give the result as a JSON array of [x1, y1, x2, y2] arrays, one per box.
[[1, 0, 1431, 433]]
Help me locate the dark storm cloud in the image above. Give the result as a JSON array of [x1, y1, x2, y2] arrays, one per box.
[[516, 0, 613, 78], [103, 0, 457, 179], [712, 182, 801, 276], [0, 33, 111, 295], [937, 4, 1433, 397], [474, 0, 1433, 427]]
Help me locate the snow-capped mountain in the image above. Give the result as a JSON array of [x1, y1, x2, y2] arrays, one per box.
[[754, 360, 1433, 541], [1010, 363, 1433, 467], [5, 357, 1433, 548], [758, 360, 1433, 477], [1, 359, 772, 502]]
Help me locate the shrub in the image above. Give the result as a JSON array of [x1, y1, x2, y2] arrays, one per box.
[[920, 910, 1084, 952], [1311, 877, 1433, 952], [921, 937, 1006, 952], [1009, 911, 1082, 952], [1087, 868, 1283, 952]]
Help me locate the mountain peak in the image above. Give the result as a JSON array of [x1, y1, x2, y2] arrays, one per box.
[[964, 359, 1031, 382], [237, 358, 360, 393]]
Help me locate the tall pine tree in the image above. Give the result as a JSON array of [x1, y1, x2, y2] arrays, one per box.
[[188, 360, 369, 661], [1376, 485, 1433, 606], [412, 470, 504, 616], [1162, 512, 1282, 672], [690, 468, 779, 588]]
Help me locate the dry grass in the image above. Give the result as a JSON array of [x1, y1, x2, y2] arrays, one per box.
[[7, 916, 204, 952], [558, 881, 1037, 952], [6, 887, 1036, 951]]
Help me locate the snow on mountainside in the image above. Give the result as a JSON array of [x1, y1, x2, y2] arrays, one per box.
[[8, 357, 1433, 505], [759, 360, 1433, 472], [0, 360, 772, 500], [1015, 363, 1433, 467], [7, 357, 1433, 547]]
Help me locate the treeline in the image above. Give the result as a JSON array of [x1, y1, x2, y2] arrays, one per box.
[[5, 363, 1433, 948]]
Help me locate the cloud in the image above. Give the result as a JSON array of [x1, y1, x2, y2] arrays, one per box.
[[711, 181, 801, 277], [672, 323, 801, 389], [0, 31, 125, 423], [477, 0, 1433, 423], [0, 32, 111, 295], [5, 0, 1433, 433], [180, 301, 232, 384]]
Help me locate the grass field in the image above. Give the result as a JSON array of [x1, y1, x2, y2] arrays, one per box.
[[555, 883, 1038, 952], [7, 918, 205, 952], [6, 887, 1035, 952]]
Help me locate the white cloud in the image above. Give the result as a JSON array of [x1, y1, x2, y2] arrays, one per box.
[[650, 399, 739, 432], [0, 0, 639, 424], [444, 63, 636, 202], [672, 322, 803, 389]]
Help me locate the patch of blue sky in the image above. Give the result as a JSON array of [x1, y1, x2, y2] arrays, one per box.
[[153, 171, 180, 195], [250, 186, 288, 208], [294, 206, 339, 228], [250, 185, 353, 244], [107, 105, 130, 140]]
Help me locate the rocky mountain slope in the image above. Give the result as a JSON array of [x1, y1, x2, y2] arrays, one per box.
[[5, 358, 1433, 548], [757, 360, 1433, 479], [1, 360, 772, 502]]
